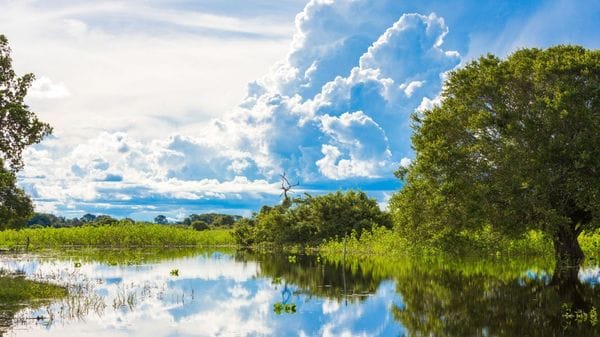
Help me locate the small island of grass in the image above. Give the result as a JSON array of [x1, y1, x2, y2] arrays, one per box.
[[0, 271, 67, 332]]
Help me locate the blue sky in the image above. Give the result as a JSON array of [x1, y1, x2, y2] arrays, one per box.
[[1, 0, 599, 220]]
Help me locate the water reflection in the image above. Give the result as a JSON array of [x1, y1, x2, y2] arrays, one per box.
[[0, 250, 599, 337], [394, 267, 600, 336], [0, 250, 402, 337]]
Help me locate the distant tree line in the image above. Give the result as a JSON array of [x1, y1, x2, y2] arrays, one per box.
[[25, 212, 243, 231], [181, 213, 243, 229]]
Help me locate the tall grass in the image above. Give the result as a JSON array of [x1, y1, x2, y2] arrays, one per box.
[[320, 226, 600, 261], [0, 224, 234, 249]]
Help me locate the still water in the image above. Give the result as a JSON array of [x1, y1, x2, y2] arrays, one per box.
[[1, 249, 599, 337]]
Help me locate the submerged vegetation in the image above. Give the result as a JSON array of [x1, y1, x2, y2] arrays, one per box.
[[0, 271, 67, 332], [0, 272, 67, 304]]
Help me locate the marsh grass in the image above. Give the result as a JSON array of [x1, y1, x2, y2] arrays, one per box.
[[0, 273, 67, 303], [0, 271, 68, 333], [320, 226, 600, 261], [0, 224, 234, 249]]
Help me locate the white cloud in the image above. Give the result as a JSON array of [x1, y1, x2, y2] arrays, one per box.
[[316, 112, 392, 179], [29, 76, 71, 99], [13, 1, 461, 217], [399, 80, 425, 97], [1, 0, 295, 141]]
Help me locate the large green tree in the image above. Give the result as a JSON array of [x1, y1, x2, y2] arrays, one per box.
[[391, 46, 600, 271], [0, 34, 52, 229]]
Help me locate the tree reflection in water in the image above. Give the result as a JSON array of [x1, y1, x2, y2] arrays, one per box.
[[235, 250, 382, 304], [393, 259, 600, 337]]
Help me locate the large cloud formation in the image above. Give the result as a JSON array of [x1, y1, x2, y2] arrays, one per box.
[[20, 0, 461, 218]]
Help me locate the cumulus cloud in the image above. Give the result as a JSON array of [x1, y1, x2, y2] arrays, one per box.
[[213, 10, 459, 181], [17, 0, 462, 218], [316, 112, 392, 179]]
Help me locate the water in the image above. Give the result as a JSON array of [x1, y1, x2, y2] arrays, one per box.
[[1, 249, 599, 337]]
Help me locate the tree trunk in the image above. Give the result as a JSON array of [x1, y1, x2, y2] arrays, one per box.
[[550, 224, 583, 286]]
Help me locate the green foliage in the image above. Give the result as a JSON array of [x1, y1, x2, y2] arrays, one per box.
[[0, 166, 33, 230], [154, 215, 168, 225], [93, 215, 117, 226], [321, 226, 415, 257], [0, 273, 67, 303], [391, 46, 600, 261], [27, 213, 64, 227], [80, 213, 96, 223], [231, 218, 256, 246], [182, 213, 241, 228], [170, 269, 179, 276], [321, 226, 600, 261], [562, 304, 598, 328], [580, 230, 600, 261], [233, 191, 391, 246], [273, 302, 296, 315], [0, 271, 67, 329], [0, 223, 234, 248], [191, 220, 209, 231]]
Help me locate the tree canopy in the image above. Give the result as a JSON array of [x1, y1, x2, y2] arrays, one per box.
[[154, 214, 168, 225], [0, 167, 33, 230], [0, 35, 52, 229], [0, 35, 52, 171], [391, 46, 600, 267]]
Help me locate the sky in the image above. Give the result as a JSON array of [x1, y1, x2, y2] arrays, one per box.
[[1, 0, 599, 221]]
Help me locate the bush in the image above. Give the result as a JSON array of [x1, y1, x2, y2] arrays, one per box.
[[232, 218, 256, 246], [191, 220, 209, 231], [233, 191, 392, 246]]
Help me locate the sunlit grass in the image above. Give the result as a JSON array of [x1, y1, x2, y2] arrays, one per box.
[[320, 226, 600, 262], [0, 224, 235, 249]]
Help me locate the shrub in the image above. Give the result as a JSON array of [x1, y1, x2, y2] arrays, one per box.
[[234, 190, 392, 246], [191, 220, 209, 231]]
